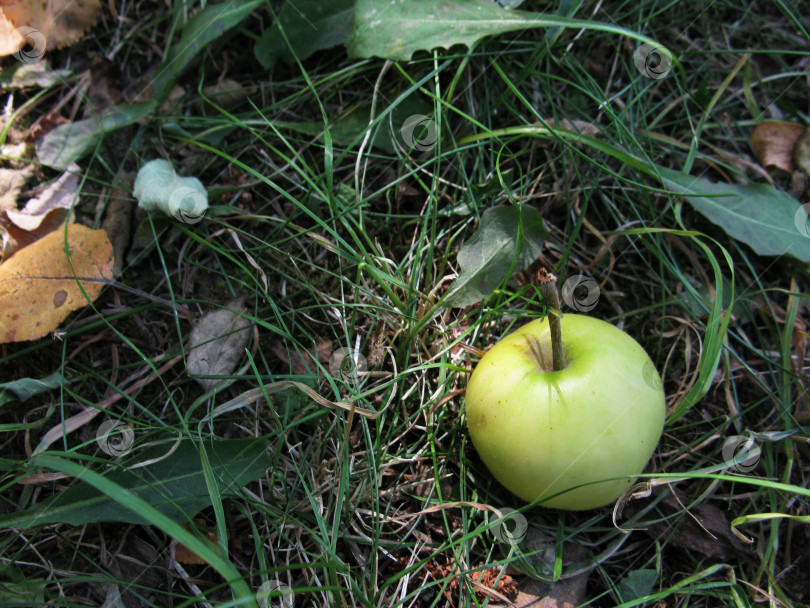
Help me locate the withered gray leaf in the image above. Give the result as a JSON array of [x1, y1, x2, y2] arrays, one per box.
[[187, 299, 251, 390]]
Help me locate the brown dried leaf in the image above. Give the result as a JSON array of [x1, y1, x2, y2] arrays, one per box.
[[1, 207, 71, 261], [470, 565, 518, 602], [172, 520, 220, 565], [749, 121, 806, 173], [4, 162, 79, 230], [0, 0, 102, 56], [187, 299, 252, 390], [1, 163, 80, 260], [0, 223, 113, 342], [270, 338, 331, 375], [26, 109, 69, 142]]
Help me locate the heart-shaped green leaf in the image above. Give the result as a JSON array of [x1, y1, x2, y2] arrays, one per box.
[[444, 205, 546, 308]]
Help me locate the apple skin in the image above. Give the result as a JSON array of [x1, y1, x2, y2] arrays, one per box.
[[466, 314, 665, 510]]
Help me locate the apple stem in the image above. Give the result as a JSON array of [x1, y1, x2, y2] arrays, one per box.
[[536, 268, 565, 372]]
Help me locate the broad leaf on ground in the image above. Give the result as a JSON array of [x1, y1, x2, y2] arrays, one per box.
[[349, 0, 662, 61], [444, 205, 546, 308], [658, 167, 810, 261], [0, 438, 271, 528], [255, 0, 354, 68], [617, 569, 658, 603], [0, 371, 67, 406], [36, 102, 155, 170], [0, 61, 72, 90]]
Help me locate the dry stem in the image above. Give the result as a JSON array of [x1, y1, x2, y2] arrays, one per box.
[[536, 268, 565, 372]]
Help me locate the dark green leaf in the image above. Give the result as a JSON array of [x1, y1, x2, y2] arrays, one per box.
[[471, 169, 514, 199], [349, 0, 661, 61], [0, 439, 271, 528], [255, 0, 354, 68], [444, 205, 546, 308], [36, 102, 156, 170], [0, 371, 66, 405], [659, 167, 810, 261], [12, 454, 255, 600], [618, 568, 658, 603]]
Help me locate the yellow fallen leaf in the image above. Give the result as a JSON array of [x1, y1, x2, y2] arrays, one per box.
[[172, 520, 223, 566], [0, 223, 113, 343], [0, 0, 102, 58], [0, 9, 22, 57]]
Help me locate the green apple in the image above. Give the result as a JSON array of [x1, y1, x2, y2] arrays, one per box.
[[466, 314, 665, 510]]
